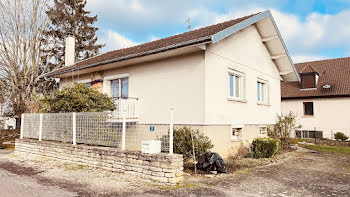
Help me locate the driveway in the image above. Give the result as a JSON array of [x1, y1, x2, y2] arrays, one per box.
[[0, 147, 349, 197]]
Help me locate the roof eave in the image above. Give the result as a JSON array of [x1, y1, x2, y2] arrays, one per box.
[[268, 11, 301, 82], [212, 10, 301, 83], [41, 36, 212, 78]]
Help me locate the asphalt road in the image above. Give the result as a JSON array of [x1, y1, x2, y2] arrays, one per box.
[[0, 149, 78, 197], [0, 168, 76, 197]]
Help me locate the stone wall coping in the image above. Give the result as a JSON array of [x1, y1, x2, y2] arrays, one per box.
[[16, 139, 183, 160]]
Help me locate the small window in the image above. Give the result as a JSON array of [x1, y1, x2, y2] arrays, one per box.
[[257, 80, 268, 104], [229, 71, 244, 100], [260, 127, 267, 134], [301, 74, 316, 89], [231, 128, 242, 140], [304, 102, 314, 116]]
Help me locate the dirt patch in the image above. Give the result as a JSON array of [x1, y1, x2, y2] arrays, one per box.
[[0, 161, 42, 176]]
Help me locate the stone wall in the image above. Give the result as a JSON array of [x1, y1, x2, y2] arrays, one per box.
[[15, 139, 184, 184]]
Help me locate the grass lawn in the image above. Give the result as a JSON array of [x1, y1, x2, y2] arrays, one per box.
[[302, 144, 350, 155]]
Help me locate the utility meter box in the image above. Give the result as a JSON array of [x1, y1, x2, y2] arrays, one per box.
[[141, 140, 161, 154]]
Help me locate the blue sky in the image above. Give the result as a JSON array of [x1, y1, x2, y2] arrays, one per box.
[[86, 0, 350, 63]]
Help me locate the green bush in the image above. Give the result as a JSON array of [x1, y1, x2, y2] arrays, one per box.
[[334, 132, 349, 142], [251, 138, 279, 158], [268, 112, 301, 150], [268, 112, 299, 139], [38, 83, 116, 113], [173, 127, 213, 162]]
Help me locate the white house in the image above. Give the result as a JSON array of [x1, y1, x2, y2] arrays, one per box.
[[42, 10, 299, 157], [0, 103, 16, 129], [282, 57, 350, 139]]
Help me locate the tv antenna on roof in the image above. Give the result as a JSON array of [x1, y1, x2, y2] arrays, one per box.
[[184, 17, 191, 31]]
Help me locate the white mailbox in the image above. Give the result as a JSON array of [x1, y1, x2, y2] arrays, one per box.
[[141, 140, 161, 154]]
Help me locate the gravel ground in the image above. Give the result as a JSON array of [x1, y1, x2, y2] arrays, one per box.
[[194, 148, 350, 197], [0, 147, 349, 197]]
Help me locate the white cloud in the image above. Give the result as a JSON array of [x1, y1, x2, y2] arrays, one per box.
[[271, 9, 350, 55], [88, 0, 146, 14], [100, 30, 139, 52], [292, 55, 330, 63], [149, 36, 160, 42], [87, 0, 197, 30]]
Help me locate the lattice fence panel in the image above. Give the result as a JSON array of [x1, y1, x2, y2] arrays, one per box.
[[76, 112, 122, 147], [42, 113, 73, 142], [22, 114, 40, 139]]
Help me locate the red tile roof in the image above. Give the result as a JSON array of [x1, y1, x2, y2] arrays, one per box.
[[281, 57, 350, 99], [43, 12, 260, 77], [299, 65, 319, 73]]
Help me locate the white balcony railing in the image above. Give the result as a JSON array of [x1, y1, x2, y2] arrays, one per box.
[[110, 97, 138, 121]]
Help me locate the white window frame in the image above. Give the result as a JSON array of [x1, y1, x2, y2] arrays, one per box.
[[231, 127, 243, 141], [257, 78, 269, 105], [259, 127, 267, 135], [103, 73, 129, 97], [228, 69, 245, 102]]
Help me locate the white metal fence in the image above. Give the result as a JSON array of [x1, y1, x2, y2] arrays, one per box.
[[296, 127, 350, 140], [20, 109, 174, 154]]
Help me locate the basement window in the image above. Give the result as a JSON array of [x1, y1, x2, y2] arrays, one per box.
[[231, 128, 242, 141], [303, 102, 314, 116]]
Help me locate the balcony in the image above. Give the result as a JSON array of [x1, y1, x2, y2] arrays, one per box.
[[109, 97, 138, 122]]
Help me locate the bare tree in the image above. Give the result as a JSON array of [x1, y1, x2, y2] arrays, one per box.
[[0, 0, 52, 117]]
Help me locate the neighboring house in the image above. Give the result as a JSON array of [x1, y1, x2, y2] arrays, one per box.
[[281, 57, 350, 139], [42, 10, 299, 157], [0, 103, 16, 130]]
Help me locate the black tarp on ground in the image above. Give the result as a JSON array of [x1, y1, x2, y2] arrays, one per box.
[[196, 152, 227, 173]]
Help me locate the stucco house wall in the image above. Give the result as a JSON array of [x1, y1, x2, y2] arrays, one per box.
[[282, 97, 350, 139], [204, 25, 281, 125], [202, 25, 279, 156]]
